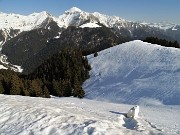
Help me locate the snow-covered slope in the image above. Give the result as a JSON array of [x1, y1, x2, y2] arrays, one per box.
[[83, 40, 180, 105], [0, 94, 179, 135]]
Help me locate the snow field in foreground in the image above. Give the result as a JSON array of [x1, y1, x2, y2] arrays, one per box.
[[0, 94, 179, 135]]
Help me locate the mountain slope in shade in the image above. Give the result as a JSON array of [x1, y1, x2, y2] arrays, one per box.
[[83, 40, 180, 105]]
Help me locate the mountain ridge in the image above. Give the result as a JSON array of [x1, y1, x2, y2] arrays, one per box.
[[0, 7, 179, 47], [0, 7, 179, 30]]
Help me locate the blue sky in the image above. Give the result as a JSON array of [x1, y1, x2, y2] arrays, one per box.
[[0, 0, 179, 24]]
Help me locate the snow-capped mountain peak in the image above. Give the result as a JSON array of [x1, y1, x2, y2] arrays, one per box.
[[56, 7, 130, 28], [57, 7, 90, 28], [29, 11, 51, 18], [65, 7, 82, 13], [0, 11, 52, 31]]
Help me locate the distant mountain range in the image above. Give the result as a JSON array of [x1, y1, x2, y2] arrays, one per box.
[[0, 7, 179, 73]]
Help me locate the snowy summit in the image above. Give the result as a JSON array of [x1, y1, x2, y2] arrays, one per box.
[[65, 7, 82, 13], [0, 11, 51, 31]]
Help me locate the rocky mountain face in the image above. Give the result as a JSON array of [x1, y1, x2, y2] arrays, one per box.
[[0, 29, 20, 47], [0, 7, 179, 74], [2, 20, 62, 65]]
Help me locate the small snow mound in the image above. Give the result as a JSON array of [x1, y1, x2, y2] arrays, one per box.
[[80, 23, 101, 28], [127, 105, 139, 118], [0, 65, 8, 70]]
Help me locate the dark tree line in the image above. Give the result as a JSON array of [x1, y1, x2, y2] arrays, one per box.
[[144, 37, 179, 48], [0, 48, 91, 98]]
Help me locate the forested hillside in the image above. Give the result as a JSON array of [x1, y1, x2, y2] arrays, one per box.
[[0, 49, 90, 98]]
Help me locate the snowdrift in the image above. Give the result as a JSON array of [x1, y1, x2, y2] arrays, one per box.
[[83, 40, 180, 105]]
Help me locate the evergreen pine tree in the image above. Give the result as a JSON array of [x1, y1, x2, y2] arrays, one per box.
[[52, 79, 61, 96], [43, 86, 50, 98], [9, 75, 22, 95], [29, 79, 43, 97], [63, 80, 72, 97], [0, 81, 4, 94], [94, 51, 98, 57]]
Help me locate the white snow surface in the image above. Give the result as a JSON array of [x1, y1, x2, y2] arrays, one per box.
[[0, 65, 8, 69], [0, 11, 50, 31], [80, 23, 101, 28], [0, 94, 179, 135], [83, 40, 180, 105]]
